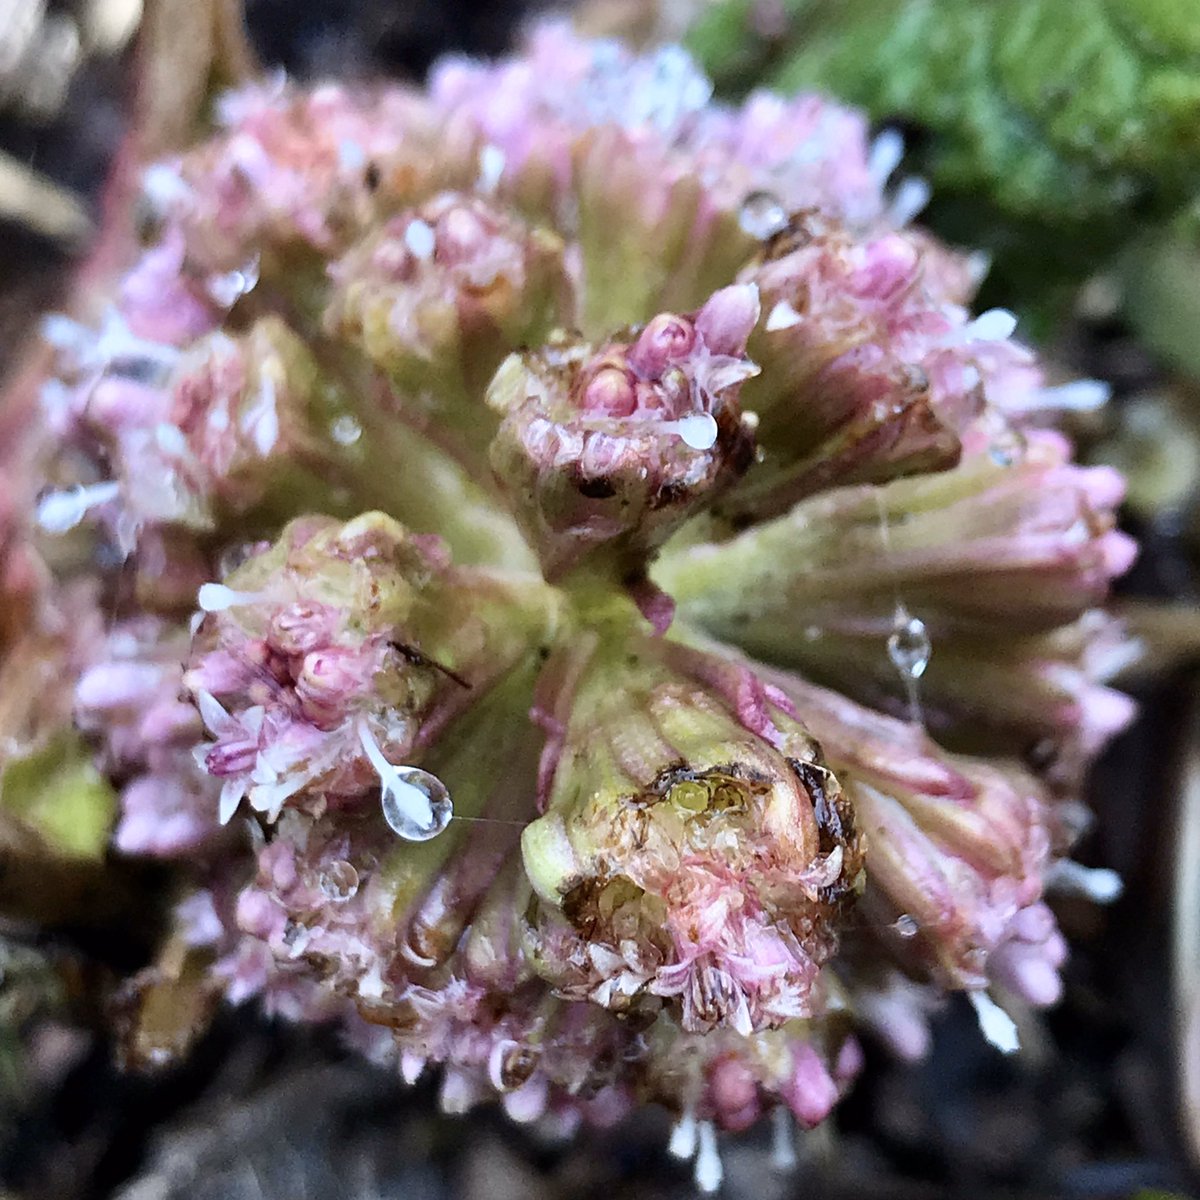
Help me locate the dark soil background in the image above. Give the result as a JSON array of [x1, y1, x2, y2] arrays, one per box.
[[0, 3, 1196, 1198]]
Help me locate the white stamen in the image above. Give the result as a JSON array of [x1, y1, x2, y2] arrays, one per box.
[[668, 1108, 697, 1159], [337, 139, 366, 171], [694, 1121, 723, 1194], [868, 128, 905, 186], [770, 1106, 798, 1172], [40, 313, 92, 354], [765, 300, 802, 332], [141, 163, 190, 211], [197, 583, 262, 612], [1036, 379, 1111, 412], [400, 1050, 426, 1085], [1047, 860, 1123, 904], [664, 412, 719, 450], [969, 990, 1020, 1054], [965, 308, 1018, 343], [888, 176, 931, 226], [154, 422, 189, 456], [35, 481, 120, 534], [478, 144, 506, 194], [965, 250, 992, 288], [404, 219, 436, 261]]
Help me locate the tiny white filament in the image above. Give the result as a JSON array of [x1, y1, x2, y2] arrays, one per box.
[[969, 990, 1020, 1054]]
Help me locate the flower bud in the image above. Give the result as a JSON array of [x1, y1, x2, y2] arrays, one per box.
[[75, 617, 224, 857], [186, 512, 559, 823], [657, 429, 1137, 774], [520, 632, 863, 1034], [487, 286, 760, 580], [721, 217, 1044, 519], [164, 79, 471, 271], [325, 191, 573, 457], [756, 664, 1067, 999]]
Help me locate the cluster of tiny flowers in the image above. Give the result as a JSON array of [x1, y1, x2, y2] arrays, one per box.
[[3, 22, 1136, 1191]]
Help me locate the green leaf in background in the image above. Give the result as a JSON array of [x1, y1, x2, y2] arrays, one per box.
[[688, 0, 1200, 321], [0, 732, 116, 862]]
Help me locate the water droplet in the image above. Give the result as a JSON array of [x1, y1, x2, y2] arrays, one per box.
[[206, 256, 260, 307], [893, 914, 919, 938], [738, 190, 787, 240], [381, 767, 453, 841], [887, 609, 930, 680], [668, 780, 710, 812], [671, 412, 718, 450], [330, 414, 362, 446], [318, 860, 360, 902]]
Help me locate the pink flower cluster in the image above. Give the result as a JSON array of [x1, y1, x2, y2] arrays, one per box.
[[0, 21, 1139, 1192]]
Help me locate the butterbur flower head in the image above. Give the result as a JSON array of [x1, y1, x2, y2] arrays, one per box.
[[325, 191, 573, 434], [722, 214, 1043, 518], [755, 668, 1065, 1002], [521, 634, 863, 1034], [10, 21, 1141, 1159], [163, 79, 470, 270], [186, 512, 557, 823], [487, 285, 760, 579]]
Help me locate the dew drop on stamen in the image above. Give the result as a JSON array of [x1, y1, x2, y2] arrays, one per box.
[[738, 190, 788, 240], [893, 914, 920, 938], [381, 767, 453, 841]]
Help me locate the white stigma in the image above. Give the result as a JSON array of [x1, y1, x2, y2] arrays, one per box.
[[1036, 379, 1111, 412], [888, 176, 931, 226], [969, 990, 1020, 1054], [404, 219, 436, 261], [1047, 860, 1124, 904], [668, 1109, 697, 1159], [770, 1106, 798, 1172], [478, 144, 506, 194], [965, 307, 1018, 343], [765, 300, 803, 332], [694, 1121, 723, 1194], [197, 583, 263, 613], [357, 719, 452, 842], [868, 128, 905, 186]]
